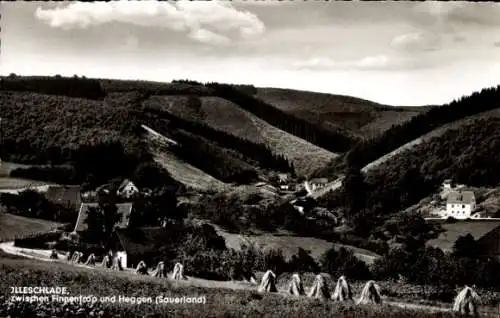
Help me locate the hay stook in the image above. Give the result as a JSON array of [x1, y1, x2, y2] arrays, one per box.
[[258, 270, 277, 293], [332, 275, 353, 302]]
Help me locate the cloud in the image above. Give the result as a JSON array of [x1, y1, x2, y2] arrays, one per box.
[[188, 28, 231, 46], [292, 55, 418, 71], [34, 0, 265, 45], [390, 32, 442, 52], [413, 2, 500, 26], [121, 36, 139, 51]]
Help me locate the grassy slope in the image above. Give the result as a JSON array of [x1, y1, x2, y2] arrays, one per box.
[[212, 224, 381, 265], [144, 95, 338, 177], [0, 253, 465, 318], [142, 126, 229, 192], [0, 162, 56, 190], [150, 148, 229, 192], [255, 88, 426, 139], [0, 213, 63, 242]]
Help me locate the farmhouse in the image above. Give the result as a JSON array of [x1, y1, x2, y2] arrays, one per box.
[[116, 179, 139, 198], [427, 221, 500, 262], [443, 179, 453, 190], [73, 202, 134, 233], [308, 178, 329, 191], [445, 190, 476, 219]]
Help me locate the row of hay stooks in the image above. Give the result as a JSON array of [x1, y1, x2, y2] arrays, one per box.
[[260, 270, 480, 317], [53, 250, 187, 280], [53, 250, 480, 317]]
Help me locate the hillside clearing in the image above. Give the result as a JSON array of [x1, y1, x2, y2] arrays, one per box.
[[144, 95, 338, 177], [150, 148, 229, 192], [0, 213, 63, 242], [142, 125, 230, 192]]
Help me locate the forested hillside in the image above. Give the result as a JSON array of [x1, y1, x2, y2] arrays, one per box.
[[316, 85, 500, 176], [1, 75, 340, 188], [320, 116, 500, 236]]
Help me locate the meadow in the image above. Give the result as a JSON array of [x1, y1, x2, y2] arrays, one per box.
[[0, 252, 466, 318]]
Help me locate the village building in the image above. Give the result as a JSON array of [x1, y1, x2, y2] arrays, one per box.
[[445, 190, 476, 219], [443, 179, 453, 190], [72, 202, 134, 233], [116, 179, 139, 198], [307, 178, 329, 192]]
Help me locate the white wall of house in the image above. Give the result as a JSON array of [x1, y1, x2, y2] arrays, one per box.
[[446, 202, 475, 219], [116, 251, 127, 269]]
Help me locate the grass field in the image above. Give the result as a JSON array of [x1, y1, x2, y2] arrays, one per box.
[[214, 226, 381, 265], [141, 126, 230, 192], [0, 162, 57, 190], [0, 162, 34, 177], [0, 213, 63, 242], [144, 95, 338, 177], [150, 148, 230, 192], [0, 252, 469, 318]]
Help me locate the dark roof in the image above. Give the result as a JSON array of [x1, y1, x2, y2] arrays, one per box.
[[45, 186, 81, 208], [427, 221, 500, 252], [113, 227, 171, 257], [73, 202, 133, 232], [447, 191, 475, 204]]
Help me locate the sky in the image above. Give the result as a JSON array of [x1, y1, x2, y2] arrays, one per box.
[[1, 1, 500, 106]]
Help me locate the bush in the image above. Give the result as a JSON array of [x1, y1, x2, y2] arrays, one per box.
[[14, 231, 62, 249], [320, 247, 372, 281]]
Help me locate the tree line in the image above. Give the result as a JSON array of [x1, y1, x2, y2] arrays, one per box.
[[1, 75, 106, 100]]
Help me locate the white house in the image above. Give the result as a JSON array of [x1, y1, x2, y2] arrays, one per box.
[[445, 190, 476, 219], [116, 179, 139, 198], [307, 178, 329, 191]]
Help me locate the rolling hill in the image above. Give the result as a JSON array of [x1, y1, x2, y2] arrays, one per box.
[[143, 95, 338, 176], [4, 76, 374, 188], [255, 87, 427, 139]]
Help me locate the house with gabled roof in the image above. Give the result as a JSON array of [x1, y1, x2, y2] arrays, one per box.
[[445, 190, 476, 219], [116, 179, 139, 199], [73, 202, 134, 233]]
